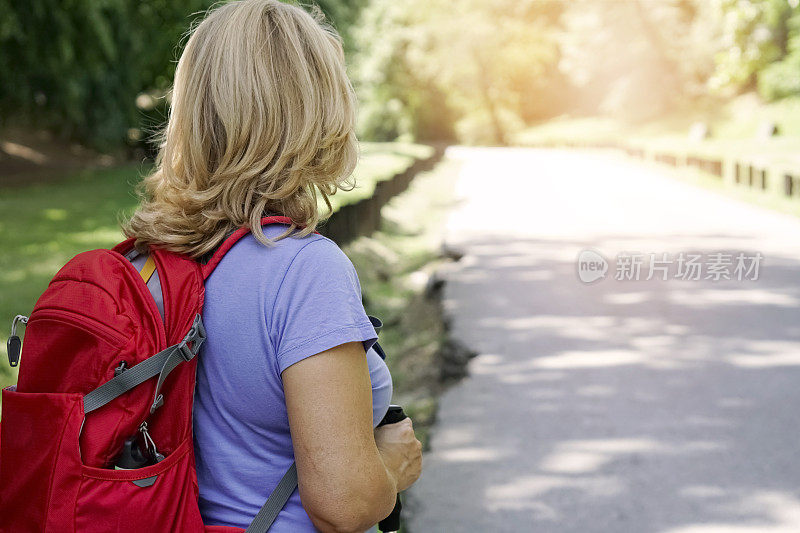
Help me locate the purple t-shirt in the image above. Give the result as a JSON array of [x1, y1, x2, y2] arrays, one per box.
[[193, 225, 393, 530]]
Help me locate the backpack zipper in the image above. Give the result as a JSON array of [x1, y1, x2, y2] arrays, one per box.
[[25, 308, 129, 353]]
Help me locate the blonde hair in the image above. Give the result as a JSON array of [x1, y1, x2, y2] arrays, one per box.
[[124, 0, 357, 258]]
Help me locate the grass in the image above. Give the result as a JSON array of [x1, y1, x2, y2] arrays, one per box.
[[514, 93, 800, 219], [515, 115, 629, 147], [0, 141, 432, 389], [329, 142, 434, 211], [642, 157, 800, 220], [515, 94, 800, 148], [344, 154, 462, 446]]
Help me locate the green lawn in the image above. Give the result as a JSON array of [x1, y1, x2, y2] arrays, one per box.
[[514, 94, 800, 218], [515, 94, 800, 148], [0, 142, 432, 389], [329, 142, 433, 210], [514, 115, 630, 147]]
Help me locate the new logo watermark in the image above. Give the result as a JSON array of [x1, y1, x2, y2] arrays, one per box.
[[577, 250, 763, 284], [577, 249, 608, 283]]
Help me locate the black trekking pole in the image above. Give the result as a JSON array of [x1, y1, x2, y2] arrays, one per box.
[[377, 405, 407, 533]]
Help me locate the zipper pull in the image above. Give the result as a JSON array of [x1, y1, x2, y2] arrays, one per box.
[[7, 315, 28, 367], [139, 422, 165, 463]]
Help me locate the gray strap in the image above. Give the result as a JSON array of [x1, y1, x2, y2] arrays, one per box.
[[148, 314, 205, 413], [83, 314, 205, 415], [245, 462, 298, 533], [147, 344, 188, 413], [83, 344, 182, 414]]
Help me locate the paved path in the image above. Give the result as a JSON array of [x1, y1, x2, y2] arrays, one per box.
[[407, 147, 800, 533]]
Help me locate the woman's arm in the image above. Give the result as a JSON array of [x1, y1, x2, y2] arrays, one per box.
[[283, 341, 420, 533]]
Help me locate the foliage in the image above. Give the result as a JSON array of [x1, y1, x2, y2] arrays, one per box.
[[351, 2, 456, 142], [314, 0, 369, 53], [0, 0, 366, 151], [0, 0, 219, 150], [559, 0, 718, 120], [758, 6, 800, 100], [710, 0, 800, 99], [352, 0, 565, 144], [759, 54, 800, 99], [6, 0, 800, 149], [562, 0, 800, 106]]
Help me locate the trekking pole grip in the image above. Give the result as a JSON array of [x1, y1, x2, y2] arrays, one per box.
[[377, 405, 407, 533]]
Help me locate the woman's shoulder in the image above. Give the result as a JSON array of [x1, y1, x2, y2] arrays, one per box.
[[233, 226, 355, 276]]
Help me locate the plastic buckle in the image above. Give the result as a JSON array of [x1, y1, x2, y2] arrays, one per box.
[[179, 315, 206, 360], [177, 341, 195, 362], [192, 315, 206, 351]]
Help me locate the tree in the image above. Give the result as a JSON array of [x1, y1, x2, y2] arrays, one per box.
[[353, 0, 565, 144], [559, 0, 716, 119], [710, 0, 799, 97], [0, 0, 220, 150], [757, 3, 800, 100], [0, 0, 367, 151]]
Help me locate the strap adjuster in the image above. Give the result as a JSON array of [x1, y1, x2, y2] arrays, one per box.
[[177, 314, 206, 361], [177, 341, 196, 362], [82, 314, 208, 416]]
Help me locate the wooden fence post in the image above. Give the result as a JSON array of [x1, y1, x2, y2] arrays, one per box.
[[710, 159, 722, 177]]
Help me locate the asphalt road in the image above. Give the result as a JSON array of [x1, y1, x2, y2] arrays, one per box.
[[406, 147, 800, 533]]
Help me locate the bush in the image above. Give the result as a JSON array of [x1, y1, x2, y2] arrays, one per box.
[[759, 54, 800, 101], [0, 1, 365, 152], [0, 1, 222, 151]]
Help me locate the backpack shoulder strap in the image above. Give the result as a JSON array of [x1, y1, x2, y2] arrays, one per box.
[[245, 463, 298, 533], [201, 216, 294, 279]]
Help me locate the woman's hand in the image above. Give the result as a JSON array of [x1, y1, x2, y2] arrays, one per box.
[[375, 418, 423, 491]]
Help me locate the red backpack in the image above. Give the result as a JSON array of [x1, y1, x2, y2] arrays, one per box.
[[0, 216, 298, 533]]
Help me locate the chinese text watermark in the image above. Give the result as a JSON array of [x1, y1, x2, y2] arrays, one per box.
[[577, 250, 762, 284]]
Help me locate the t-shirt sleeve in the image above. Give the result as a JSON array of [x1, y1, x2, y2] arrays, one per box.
[[269, 237, 378, 374]]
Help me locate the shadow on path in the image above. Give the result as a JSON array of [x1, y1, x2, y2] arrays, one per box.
[[407, 147, 800, 533]]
